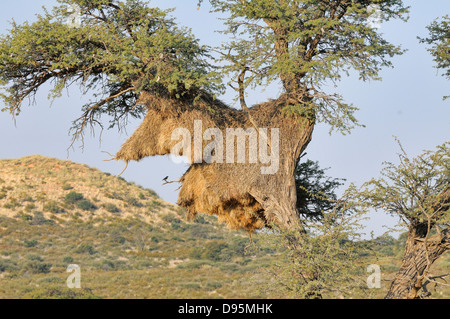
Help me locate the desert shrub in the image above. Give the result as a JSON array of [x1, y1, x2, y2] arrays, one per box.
[[125, 197, 142, 208], [24, 203, 36, 212], [219, 263, 240, 273], [229, 237, 250, 256], [22, 287, 101, 299], [182, 283, 201, 290], [43, 201, 64, 214], [100, 260, 116, 271], [103, 203, 120, 214], [62, 256, 74, 264], [20, 195, 34, 203], [205, 281, 223, 290], [177, 260, 214, 270], [110, 231, 126, 244], [24, 239, 38, 248], [64, 191, 84, 204], [75, 244, 96, 255], [30, 211, 50, 225], [0, 192, 6, 200], [37, 276, 64, 284], [26, 254, 43, 262], [194, 215, 208, 224], [0, 259, 19, 273], [380, 246, 396, 257], [61, 183, 73, 190], [188, 224, 213, 239], [76, 200, 97, 211], [147, 189, 158, 197], [24, 260, 52, 274], [150, 235, 162, 243], [4, 198, 20, 210], [189, 248, 203, 260], [20, 213, 33, 221], [202, 241, 229, 262]]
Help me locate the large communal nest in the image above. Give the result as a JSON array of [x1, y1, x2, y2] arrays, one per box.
[[115, 91, 314, 232]]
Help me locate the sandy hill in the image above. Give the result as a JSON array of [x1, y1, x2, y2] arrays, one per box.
[[0, 155, 178, 223]]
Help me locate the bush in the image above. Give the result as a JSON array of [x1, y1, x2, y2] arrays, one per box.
[[31, 211, 52, 225], [205, 281, 223, 290], [0, 192, 6, 200], [202, 241, 229, 261], [61, 183, 73, 190], [24, 260, 52, 274], [65, 191, 84, 204], [43, 201, 64, 214], [0, 259, 18, 273], [75, 244, 96, 255], [21, 287, 101, 299], [103, 203, 120, 214], [125, 197, 143, 208], [24, 239, 38, 248], [76, 200, 97, 211], [182, 283, 201, 290], [63, 256, 74, 264], [26, 254, 44, 262], [24, 203, 36, 212]]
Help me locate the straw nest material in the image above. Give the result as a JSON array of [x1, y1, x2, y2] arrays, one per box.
[[115, 91, 314, 232]]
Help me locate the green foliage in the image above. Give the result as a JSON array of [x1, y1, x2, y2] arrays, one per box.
[[103, 202, 121, 213], [202, 241, 229, 261], [125, 196, 142, 208], [202, 0, 408, 133], [43, 200, 65, 214], [63, 256, 74, 264], [76, 199, 97, 211], [420, 15, 450, 99], [64, 191, 84, 204], [259, 193, 367, 299], [356, 141, 449, 228], [24, 260, 52, 274], [74, 243, 96, 255], [22, 287, 101, 299], [31, 211, 53, 225], [0, 259, 19, 273], [0, 0, 223, 139], [296, 159, 345, 220], [61, 183, 73, 190]]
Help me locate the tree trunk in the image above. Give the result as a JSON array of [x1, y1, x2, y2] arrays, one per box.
[[385, 224, 449, 299]]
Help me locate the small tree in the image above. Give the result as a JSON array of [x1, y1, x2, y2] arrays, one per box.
[[357, 141, 449, 299], [260, 160, 368, 299], [260, 187, 367, 299], [0, 0, 408, 231]]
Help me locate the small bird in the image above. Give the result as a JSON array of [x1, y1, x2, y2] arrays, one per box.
[[162, 176, 169, 182]]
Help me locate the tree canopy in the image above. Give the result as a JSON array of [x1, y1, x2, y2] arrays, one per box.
[[202, 0, 408, 132], [0, 0, 409, 140], [420, 15, 450, 100], [0, 0, 223, 139], [356, 141, 449, 298]]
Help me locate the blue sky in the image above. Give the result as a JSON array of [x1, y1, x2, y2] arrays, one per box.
[[0, 1, 449, 237]]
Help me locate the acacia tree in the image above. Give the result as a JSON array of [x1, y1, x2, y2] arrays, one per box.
[[357, 142, 449, 299], [0, 0, 408, 231], [420, 15, 450, 99], [261, 160, 369, 299]]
